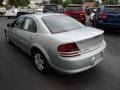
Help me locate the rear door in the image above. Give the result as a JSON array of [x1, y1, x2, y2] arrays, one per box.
[[15, 17, 37, 53], [104, 6, 120, 23]]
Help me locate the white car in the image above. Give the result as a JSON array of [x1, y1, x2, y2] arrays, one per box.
[[36, 8, 43, 13], [5, 14, 106, 74], [5, 8, 19, 18], [0, 6, 6, 16], [35, 6, 44, 14]]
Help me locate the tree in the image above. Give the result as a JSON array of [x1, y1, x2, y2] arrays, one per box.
[[50, 0, 63, 4], [0, 0, 3, 6], [63, 0, 72, 7], [42, 0, 49, 5], [72, 0, 83, 4], [95, 1, 100, 7], [102, 0, 118, 4], [9, 0, 30, 7], [85, 0, 95, 2]]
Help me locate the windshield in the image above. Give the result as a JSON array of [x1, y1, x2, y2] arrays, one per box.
[[104, 6, 120, 13], [42, 15, 84, 34], [66, 6, 83, 11]]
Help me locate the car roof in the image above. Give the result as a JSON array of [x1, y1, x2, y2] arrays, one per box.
[[21, 13, 64, 18], [67, 4, 83, 7], [103, 5, 120, 7], [106, 5, 120, 6], [45, 4, 61, 6]]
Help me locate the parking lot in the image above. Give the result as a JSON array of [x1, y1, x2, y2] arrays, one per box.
[[0, 17, 120, 90]]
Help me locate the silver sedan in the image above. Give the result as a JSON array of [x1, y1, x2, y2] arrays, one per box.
[[4, 13, 106, 74]]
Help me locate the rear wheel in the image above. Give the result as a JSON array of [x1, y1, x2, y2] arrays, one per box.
[[8, 16, 12, 19], [33, 51, 50, 73]]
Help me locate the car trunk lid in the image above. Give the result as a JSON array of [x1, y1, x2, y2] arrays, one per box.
[[54, 27, 104, 54]]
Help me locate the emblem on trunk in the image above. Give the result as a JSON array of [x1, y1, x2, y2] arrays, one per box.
[[82, 49, 90, 53]]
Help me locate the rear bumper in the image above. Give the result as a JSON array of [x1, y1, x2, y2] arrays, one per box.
[[51, 41, 106, 74], [98, 22, 120, 29]]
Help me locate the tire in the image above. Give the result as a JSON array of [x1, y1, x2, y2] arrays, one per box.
[[0, 13, 4, 16], [0, 12, 2, 16], [8, 16, 11, 19], [5, 33, 11, 44], [33, 51, 50, 73]]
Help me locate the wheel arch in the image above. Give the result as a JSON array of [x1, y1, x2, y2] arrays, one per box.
[[30, 44, 51, 64]]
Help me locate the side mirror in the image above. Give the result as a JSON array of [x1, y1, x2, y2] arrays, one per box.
[[7, 23, 11, 27]]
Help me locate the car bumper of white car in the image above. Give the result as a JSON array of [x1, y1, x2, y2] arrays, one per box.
[[51, 41, 106, 74]]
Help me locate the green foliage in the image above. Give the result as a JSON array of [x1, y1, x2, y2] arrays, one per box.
[[72, 0, 83, 4], [50, 0, 63, 4], [42, 0, 49, 5], [102, 0, 118, 4], [85, 0, 95, 2], [0, 0, 3, 6], [63, 0, 72, 7], [9, 0, 30, 7], [95, 1, 100, 7]]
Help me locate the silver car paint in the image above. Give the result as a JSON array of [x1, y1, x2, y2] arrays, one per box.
[[5, 14, 106, 74]]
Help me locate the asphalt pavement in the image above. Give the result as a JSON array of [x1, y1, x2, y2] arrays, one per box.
[[0, 17, 120, 90]]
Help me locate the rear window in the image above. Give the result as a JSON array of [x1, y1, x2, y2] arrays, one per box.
[[104, 6, 120, 13], [44, 5, 57, 11], [42, 15, 84, 34], [66, 6, 83, 11]]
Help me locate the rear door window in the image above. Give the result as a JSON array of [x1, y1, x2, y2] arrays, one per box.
[[23, 18, 37, 33]]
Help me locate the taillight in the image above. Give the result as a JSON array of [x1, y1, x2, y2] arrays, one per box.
[[98, 13, 107, 19], [79, 12, 85, 16], [80, 13, 84, 16], [58, 43, 80, 57]]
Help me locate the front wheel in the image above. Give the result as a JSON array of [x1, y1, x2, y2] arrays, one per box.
[[7, 16, 11, 19], [34, 52, 50, 73], [5, 33, 11, 44]]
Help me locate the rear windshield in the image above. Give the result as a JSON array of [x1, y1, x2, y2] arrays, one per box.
[[44, 5, 57, 11], [104, 6, 120, 13], [42, 15, 84, 34], [66, 6, 83, 11]]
